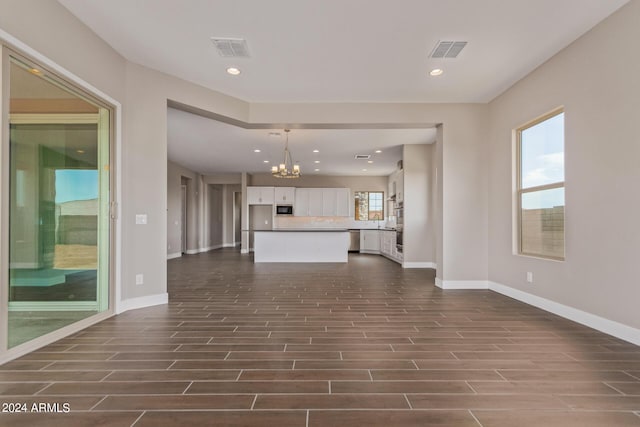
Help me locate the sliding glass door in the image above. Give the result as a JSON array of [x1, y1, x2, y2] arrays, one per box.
[[4, 54, 111, 348]]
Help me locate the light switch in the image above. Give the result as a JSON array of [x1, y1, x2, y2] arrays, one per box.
[[136, 214, 147, 225], [135, 274, 144, 285]]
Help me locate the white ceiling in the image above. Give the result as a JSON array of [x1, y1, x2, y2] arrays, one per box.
[[58, 0, 628, 176]]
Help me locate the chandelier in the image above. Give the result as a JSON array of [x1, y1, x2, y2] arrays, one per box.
[[271, 129, 301, 178]]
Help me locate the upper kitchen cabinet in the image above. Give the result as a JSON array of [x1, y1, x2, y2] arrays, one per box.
[[274, 187, 295, 205], [294, 188, 310, 216], [335, 188, 350, 217], [322, 189, 336, 216], [308, 188, 324, 216], [294, 188, 350, 217], [396, 170, 404, 203], [388, 169, 404, 203], [247, 186, 275, 205]]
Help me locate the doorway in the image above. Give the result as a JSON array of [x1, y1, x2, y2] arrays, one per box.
[[4, 54, 112, 349], [181, 184, 187, 254], [233, 192, 242, 246]]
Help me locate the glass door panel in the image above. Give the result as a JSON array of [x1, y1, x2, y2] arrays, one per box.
[[7, 57, 110, 348]]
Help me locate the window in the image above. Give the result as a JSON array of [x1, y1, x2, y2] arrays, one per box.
[[517, 109, 565, 260], [354, 191, 384, 221]]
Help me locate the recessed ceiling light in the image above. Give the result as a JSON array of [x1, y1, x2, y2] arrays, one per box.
[[430, 68, 444, 76], [76, 149, 85, 154], [362, 169, 368, 172], [314, 168, 320, 172], [226, 67, 241, 75], [314, 160, 320, 164], [313, 149, 319, 153], [375, 150, 382, 153], [263, 160, 269, 163], [268, 132, 281, 138], [254, 149, 261, 153], [367, 160, 373, 164]]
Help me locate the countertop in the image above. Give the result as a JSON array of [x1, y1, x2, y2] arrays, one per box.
[[349, 228, 397, 231], [253, 229, 349, 232]]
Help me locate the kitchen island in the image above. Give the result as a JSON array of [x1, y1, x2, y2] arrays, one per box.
[[254, 229, 349, 263]]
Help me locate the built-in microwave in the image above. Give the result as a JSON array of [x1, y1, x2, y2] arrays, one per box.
[[276, 205, 294, 215]]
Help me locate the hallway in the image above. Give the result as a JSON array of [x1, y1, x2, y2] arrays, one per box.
[[1, 249, 639, 426]]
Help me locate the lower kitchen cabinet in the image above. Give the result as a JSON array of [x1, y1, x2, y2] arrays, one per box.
[[360, 230, 380, 254], [380, 230, 403, 264]]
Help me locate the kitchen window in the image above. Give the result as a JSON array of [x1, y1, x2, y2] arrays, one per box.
[[516, 109, 565, 260], [354, 191, 384, 221]]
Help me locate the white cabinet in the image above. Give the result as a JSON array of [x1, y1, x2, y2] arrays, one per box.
[[396, 170, 404, 203], [322, 188, 336, 216], [335, 188, 350, 217], [274, 187, 295, 204], [360, 230, 380, 254], [247, 186, 274, 205], [293, 188, 323, 216], [380, 230, 402, 264], [308, 188, 324, 216], [294, 188, 309, 216], [294, 188, 350, 217], [388, 170, 404, 202], [380, 230, 393, 256]]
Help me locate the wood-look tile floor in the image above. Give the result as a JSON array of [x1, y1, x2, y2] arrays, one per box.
[[1, 248, 639, 426]]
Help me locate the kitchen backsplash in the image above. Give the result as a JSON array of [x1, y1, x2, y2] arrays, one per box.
[[274, 216, 395, 230]]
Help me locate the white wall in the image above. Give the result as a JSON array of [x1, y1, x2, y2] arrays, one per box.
[[488, 1, 640, 331], [403, 144, 436, 266], [0, 0, 126, 102], [167, 160, 201, 257]]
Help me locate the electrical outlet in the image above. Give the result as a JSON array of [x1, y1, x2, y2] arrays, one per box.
[[135, 214, 147, 225], [526, 272, 533, 283], [135, 274, 144, 285]]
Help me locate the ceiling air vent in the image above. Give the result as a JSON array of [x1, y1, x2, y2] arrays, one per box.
[[429, 41, 467, 58], [210, 38, 250, 58], [354, 154, 371, 160]]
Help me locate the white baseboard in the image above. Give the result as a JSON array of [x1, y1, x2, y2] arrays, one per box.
[[167, 252, 182, 260], [489, 281, 640, 346], [240, 248, 249, 254], [436, 279, 490, 290], [116, 292, 168, 314], [403, 262, 436, 269], [184, 243, 237, 254]]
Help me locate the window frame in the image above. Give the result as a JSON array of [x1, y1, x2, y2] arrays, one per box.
[[354, 191, 384, 221], [516, 108, 565, 261]]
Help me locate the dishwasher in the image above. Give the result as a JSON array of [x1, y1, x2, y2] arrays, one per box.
[[348, 230, 360, 252]]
